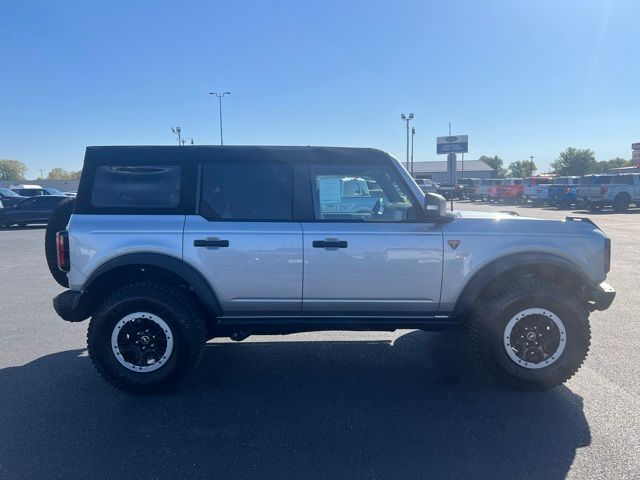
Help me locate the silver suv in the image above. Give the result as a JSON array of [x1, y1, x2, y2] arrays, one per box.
[[49, 146, 615, 392]]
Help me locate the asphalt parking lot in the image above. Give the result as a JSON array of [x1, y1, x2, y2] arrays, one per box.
[[1, 203, 639, 480]]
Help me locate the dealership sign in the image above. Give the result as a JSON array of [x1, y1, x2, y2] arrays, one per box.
[[437, 135, 468, 154]]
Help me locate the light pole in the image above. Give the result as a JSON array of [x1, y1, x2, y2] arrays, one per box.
[[410, 126, 415, 176], [530, 155, 535, 176], [171, 127, 182, 146], [209, 91, 231, 145], [400, 113, 414, 171]]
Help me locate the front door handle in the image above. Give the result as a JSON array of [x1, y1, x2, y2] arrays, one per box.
[[194, 238, 230, 248], [312, 239, 348, 249]]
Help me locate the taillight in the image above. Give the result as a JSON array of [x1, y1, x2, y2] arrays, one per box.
[[600, 186, 608, 195], [56, 231, 70, 272]]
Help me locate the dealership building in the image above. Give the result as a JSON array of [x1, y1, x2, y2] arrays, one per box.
[[409, 159, 495, 183]]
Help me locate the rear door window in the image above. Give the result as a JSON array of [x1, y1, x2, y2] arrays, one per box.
[[200, 160, 293, 221]]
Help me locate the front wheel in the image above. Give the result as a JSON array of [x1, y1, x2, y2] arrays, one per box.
[[470, 279, 590, 389], [88, 282, 207, 393]]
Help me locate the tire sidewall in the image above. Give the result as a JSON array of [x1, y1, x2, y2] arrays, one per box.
[[479, 289, 589, 386], [89, 295, 195, 390]]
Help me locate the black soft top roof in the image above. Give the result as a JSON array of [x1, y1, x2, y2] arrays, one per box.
[[83, 145, 392, 165]]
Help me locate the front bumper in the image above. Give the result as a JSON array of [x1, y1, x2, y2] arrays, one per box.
[[587, 282, 616, 311], [53, 290, 92, 322]]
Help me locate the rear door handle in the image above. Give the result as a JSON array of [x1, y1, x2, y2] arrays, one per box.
[[312, 239, 348, 249], [194, 239, 230, 248]]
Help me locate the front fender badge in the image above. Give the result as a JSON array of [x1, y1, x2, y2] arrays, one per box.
[[447, 239, 461, 250]]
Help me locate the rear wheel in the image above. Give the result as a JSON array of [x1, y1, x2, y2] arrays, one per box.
[[470, 279, 590, 389], [87, 282, 207, 393], [612, 194, 630, 213]]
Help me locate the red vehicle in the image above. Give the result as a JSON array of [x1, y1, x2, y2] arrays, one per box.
[[497, 178, 524, 203], [487, 179, 505, 202]]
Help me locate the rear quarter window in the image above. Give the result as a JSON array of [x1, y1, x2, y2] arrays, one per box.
[[91, 165, 181, 208]]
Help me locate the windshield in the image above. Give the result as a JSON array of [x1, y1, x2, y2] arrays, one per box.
[[0, 188, 21, 197]]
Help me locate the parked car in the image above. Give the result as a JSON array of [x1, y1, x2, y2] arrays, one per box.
[[414, 178, 439, 194], [497, 178, 524, 204], [547, 176, 580, 209], [0, 188, 27, 208], [456, 178, 481, 200], [576, 175, 614, 211], [317, 176, 382, 217], [49, 145, 614, 393], [577, 173, 640, 212], [487, 178, 506, 203], [9, 184, 48, 197], [522, 177, 554, 205], [0, 195, 68, 228], [476, 179, 500, 202], [437, 183, 463, 200]]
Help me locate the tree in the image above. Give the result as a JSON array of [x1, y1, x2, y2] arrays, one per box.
[[47, 168, 82, 180], [595, 157, 631, 173], [507, 160, 537, 178], [0, 159, 28, 181], [478, 155, 506, 178], [550, 148, 597, 176]]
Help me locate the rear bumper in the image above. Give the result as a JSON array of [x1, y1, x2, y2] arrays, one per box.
[[588, 282, 616, 311], [53, 290, 92, 322]]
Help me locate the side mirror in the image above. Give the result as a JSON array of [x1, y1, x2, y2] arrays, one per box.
[[424, 192, 447, 218]]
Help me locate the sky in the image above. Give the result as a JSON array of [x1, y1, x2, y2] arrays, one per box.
[[1, 0, 638, 178]]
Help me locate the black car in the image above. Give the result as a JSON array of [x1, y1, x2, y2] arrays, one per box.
[[0, 195, 68, 228], [0, 188, 27, 208]]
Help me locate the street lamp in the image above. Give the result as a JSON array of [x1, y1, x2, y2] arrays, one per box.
[[171, 127, 182, 146], [209, 91, 231, 145], [400, 113, 414, 171], [530, 155, 535, 176]]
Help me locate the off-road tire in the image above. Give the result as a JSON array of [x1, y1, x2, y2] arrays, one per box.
[[45, 197, 75, 287], [87, 282, 207, 393], [470, 279, 590, 390]]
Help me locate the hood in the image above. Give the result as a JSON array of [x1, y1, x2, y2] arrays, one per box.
[[453, 210, 535, 220]]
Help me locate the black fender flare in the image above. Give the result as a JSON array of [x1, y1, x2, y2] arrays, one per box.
[[453, 252, 592, 316], [83, 253, 223, 316]]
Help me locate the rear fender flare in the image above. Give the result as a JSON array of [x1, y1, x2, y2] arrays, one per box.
[[84, 253, 223, 316]]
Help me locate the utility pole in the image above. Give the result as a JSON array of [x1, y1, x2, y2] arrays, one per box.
[[410, 126, 415, 176], [209, 91, 231, 145], [400, 113, 414, 171], [171, 127, 182, 146], [39, 169, 45, 179]]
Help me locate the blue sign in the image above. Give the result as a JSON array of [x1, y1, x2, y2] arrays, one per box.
[[437, 135, 468, 155]]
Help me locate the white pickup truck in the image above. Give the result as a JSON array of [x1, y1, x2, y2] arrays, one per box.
[[577, 173, 640, 212]]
